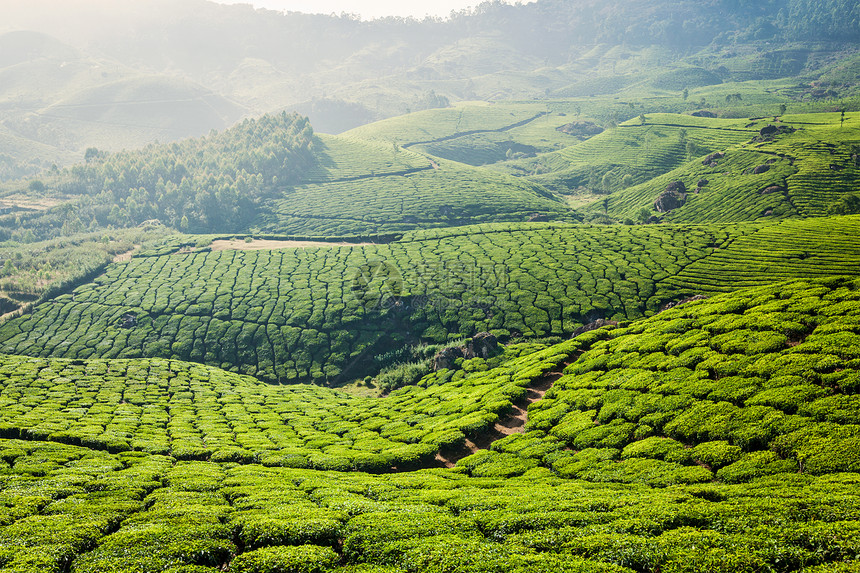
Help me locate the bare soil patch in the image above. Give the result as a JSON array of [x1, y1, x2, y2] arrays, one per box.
[[0, 196, 66, 211], [209, 239, 374, 251], [432, 357, 577, 468]]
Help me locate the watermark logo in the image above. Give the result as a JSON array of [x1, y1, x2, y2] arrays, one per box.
[[349, 260, 403, 310], [348, 259, 508, 312]]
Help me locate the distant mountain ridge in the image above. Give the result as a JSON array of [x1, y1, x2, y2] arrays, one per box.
[[0, 0, 858, 178]]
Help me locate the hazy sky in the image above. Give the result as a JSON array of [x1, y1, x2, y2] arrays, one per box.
[[210, 0, 520, 19]]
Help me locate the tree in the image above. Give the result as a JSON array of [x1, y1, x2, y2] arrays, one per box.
[[621, 173, 634, 188], [779, 103, 787, 116], [682, 88, 689, 101], [84, 147, 102, 163]]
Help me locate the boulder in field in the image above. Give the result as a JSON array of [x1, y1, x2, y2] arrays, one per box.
[[432, 346, 464, 371], [760, 125, 779, 137], [702, 152, 724, 166], [465, 332, 500, 359], [654, 181, 687, 213]]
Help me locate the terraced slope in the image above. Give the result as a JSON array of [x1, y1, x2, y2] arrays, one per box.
[[1, 278, 860, 572], [496, 114, 760, 194], [598, 112, 860, 223], [457, 276, 860, 485], [342, 102, 550, 145], [303, 134, 432, 181], [0, 222, 732, 383], [0, 341, 570, 469], [1, 217, 860, 384], [256, 156, 571, 235], [3, 439, 857, 573], [249, 115, 576, 236]]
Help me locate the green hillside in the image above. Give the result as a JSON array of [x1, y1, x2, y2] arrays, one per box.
[[2, 113, 574, 239], [0, 340, 568, 468], [0, 277, 860, 572], [457, 276, 860, 483], [1, 216, 859, 384], [597, 112, 860, 222], [2, 2, 860, 572], [255, 156, 570, 235], [253, 132, 571, 235]]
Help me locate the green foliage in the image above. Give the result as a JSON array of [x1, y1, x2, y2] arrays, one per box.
[[5, 217, 860, 384], [598, 113, 860, 224], [0, 341, 570, 471], [228, 545, 339, 573]]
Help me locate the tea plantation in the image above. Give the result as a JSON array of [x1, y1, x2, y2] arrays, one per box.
[[0, 277, 860, 572], [254, 157, 570, 236], [0, 339, 573, 469], [596, 113, 860, 223], [1, 217, 859, 384]]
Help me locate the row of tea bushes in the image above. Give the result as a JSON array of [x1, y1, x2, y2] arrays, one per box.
[[4, 217, 860, 384], [0, 340, 573, 468], [453, 277, 860, 487], [0, 221, 734, 383], [601, 113, 860, 224], [0, 441, 858, 572]]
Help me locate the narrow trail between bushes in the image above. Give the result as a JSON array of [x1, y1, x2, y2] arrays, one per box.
[[432, 357, 575, 469], [402, 112, 549, 149]]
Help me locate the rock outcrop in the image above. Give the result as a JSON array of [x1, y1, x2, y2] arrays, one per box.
[[654, 181, 687, 213]]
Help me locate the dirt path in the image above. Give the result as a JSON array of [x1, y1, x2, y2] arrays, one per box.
[[433, 358, 573, 468], [112, 245, 140, 263], [209, 239, 374, 251], [402, 112, 548, 149]]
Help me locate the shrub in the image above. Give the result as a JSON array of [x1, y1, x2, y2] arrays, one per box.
[[228, 545, 339, 573], [716, 451, 797, 483]]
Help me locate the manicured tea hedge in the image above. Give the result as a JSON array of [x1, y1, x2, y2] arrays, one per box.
[[0, 222, 730, 383], [0, 340, 573, 468], [600, 113, 860, 224], [2, 217, 860, 384], [0, 441, 857, 572], [453, 277, 860, 488]]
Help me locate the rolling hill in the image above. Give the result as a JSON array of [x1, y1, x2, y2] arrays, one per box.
[[1, 2, 860, 571], [0, 277, 858, 572], [0, 30, 248, 175], [1, 216, 859, 385]]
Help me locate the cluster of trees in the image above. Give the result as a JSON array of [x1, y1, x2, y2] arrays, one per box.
[[38, 112, 315, 235]]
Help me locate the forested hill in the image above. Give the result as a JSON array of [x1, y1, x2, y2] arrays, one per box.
[[13, 113, 315, 235]]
